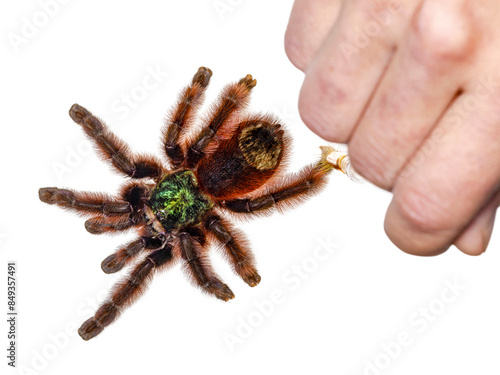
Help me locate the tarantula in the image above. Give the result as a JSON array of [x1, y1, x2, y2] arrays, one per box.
[[39, 67, 334, 340]]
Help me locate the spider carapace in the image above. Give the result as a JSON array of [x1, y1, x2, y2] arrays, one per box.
[[39, 67, 335, 340]]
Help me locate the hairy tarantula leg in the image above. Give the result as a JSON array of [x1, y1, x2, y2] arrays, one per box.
[[84, 215, 137, 235], [101, 235, 167, 274], [204, 215, 260, 287], [78, 244, 174, 340], [223, 153, 334, 214], [178, 230, 235, 301], [69, 104, 164, 179], [163, 66, 212, 168], [185, 73, 257, 168], [38, 187, 131, 216]]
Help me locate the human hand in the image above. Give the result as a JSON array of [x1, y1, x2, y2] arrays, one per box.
[[285, 0, 500, 256]]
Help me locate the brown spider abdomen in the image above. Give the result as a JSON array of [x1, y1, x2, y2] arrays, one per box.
[[196, 119, 285, 200]]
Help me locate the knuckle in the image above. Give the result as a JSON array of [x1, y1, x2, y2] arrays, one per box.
[[412, 3, 475, 63], [298, 73, 350, 142], [284, 28, 307, 71], [357, 0, 395, 19]]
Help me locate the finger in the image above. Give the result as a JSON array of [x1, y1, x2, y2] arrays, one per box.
[[285, 0, 343, 71], [454, 190, 500, 256], [348, 0, 473, 189], [298, 1, 417, 142], [384, 79, 500, 256]]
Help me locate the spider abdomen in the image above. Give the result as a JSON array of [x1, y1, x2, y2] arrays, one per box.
[[149, 170, 213, 231], [196, 118, 285, 199]]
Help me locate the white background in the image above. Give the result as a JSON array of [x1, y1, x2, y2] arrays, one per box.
[[1, 1, 499, 374]]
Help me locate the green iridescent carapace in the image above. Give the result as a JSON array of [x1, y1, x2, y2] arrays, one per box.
[[149, 170, 214, 231]]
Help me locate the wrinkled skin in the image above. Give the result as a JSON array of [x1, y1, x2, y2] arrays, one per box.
[[285, 0, 500, 256]]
